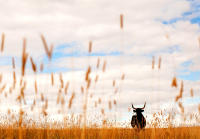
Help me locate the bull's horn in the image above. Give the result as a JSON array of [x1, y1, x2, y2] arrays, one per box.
[[132, 104, 136, 109], [141, 102, 146, 109]]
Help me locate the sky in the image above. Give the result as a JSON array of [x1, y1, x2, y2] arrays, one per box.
[[0, 0, 200, 127]]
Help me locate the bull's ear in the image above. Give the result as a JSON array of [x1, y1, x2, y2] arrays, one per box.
[[141, 110, 144, 112], [133, 110, 136, 112]]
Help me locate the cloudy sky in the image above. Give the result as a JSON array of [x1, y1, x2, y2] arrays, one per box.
[[0, 0, 200, 127]]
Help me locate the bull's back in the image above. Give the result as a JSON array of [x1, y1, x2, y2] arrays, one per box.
[[131, 115, 146, 129]]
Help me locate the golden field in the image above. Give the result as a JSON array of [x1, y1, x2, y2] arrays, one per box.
[[0, 127, 200, 139]]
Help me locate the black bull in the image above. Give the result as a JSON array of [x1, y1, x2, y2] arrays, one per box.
[[131, 102, 146, 129]]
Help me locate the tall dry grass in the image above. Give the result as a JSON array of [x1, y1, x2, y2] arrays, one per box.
[[0, 14, 199, 139]]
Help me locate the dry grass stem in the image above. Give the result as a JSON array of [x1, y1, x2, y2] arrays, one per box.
[[64, 81, 69, 94], [21, 38, 28, 76], [190, 88, 194, 97], [12, 57, 15, 69], [41, 34, 53, 60], [81, 86, 84, 94], [95, 75, 99, 83], [171, 76, 177, 88], [13, 71, 16, 88], [120, 14, 123, 29], [101, 109, 105, 115], [1, 33, 5, 52], [108, 101, 112, 110], [96, 58, 100, 69], [41, 93, 44, 102], [165, 34, 169, 39], [20, 77, 23, 87], [30, 57, 37, 73], [158, 56, 161, 69], [51, 73, 54, 86], [85, 66, 91, 81], [102, 60, 106, 72], [89, 41, 92, 53], [59, 73, 64, 88], [40, 63, 44, 72], [178, 102, 184, 114], [61, 97, 65, 106], [175, 81, 184, 102], [98, 98, 101, 104], [94, 101, 97, 107], [34, 80, 38, 94], [0, 84, 6, 94], [44, 99, 48, 109], [113, 99, 117, 105], [152, 56, 155, 69], [198, 104, 200, 113], [113, 80, 116, 87], [0, 74, 2, 83], [114, 88, 118, 94], [180, 81, 184, 98], [121, 74, 125, 80], [87, 78, 91, 89], [68, 92, 75, 109]]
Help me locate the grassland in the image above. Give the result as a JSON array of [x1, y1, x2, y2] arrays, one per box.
[[0, 127, 199, 139]]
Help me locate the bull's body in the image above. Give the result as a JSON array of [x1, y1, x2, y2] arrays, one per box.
[[131, 114, 146, 129], [131, 102, 146, 129]]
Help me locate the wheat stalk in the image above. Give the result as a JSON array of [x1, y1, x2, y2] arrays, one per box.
[[34, 80, 38, 94], [64, 81, 69, 94], [120, 14, 123, 29], [41, 34, 53, 60], [30, 57, 37, 73], [59, 73, 64, 88], [152, 56, 155, 69], [1, 33, 5, 52], [178, 102, 184, 114], [85, 66, 91, 81], [41, 93, 44, 102], [113, 80, 116, 87], [121, 73, 125, 80], [68, 92, 75, 109], [108, 101, 112, 110], [21, 38, 28, 76], [40, 63, 44, 72], [102, 60, 106, 72], [12, 57, 15, 69], [171, 76, 177, 88], [190, 88, 194, 97], [51, 73, 54, 86], [0, 74, 2, 83], [13, 71, 16, 89], [113, 99, 117, 105], [158, 56, 161, 69], [89, 41, 92, 53], [96, 58, 100, 69], [95, 75, 99, 83], [81, 86, 84, 94]]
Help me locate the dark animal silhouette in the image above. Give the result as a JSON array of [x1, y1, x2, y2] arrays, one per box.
[[131, 102, 146, 129]]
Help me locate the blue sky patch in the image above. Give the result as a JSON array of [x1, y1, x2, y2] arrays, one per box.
[[161, 0, 200, 26], [178, 70, 200, 81]]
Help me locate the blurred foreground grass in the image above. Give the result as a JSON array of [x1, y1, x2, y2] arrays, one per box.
[[0, 126, 199, 139]]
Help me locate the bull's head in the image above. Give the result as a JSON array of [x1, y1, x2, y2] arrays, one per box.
[[132, 102, 146, 113]]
